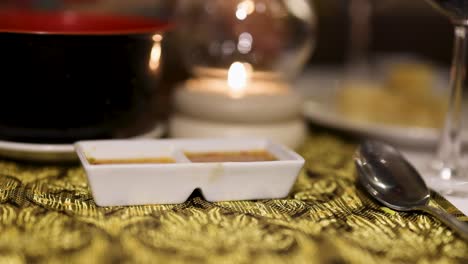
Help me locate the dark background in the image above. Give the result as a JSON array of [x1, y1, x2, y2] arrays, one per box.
[[311, 1, 452, 66], [0, 0, 454, 66], [0, 0, 457, 124]]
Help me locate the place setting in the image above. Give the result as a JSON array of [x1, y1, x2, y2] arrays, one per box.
[[0, 0, 467, 263]]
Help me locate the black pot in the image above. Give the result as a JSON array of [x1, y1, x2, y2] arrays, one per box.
[[0, 10, 170, 143]]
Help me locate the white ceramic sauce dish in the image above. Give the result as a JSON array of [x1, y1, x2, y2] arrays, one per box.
[[75, 138, 305, 206]]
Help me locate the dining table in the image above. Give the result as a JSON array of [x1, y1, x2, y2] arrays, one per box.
[[0, 129, 466, 263]]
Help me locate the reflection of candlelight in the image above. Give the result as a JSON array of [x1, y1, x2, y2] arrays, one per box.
[[236, 0, 255, 20], [149, 34, 162, 72]]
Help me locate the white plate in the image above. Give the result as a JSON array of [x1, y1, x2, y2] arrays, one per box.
[[75, 138, 305, 206], [0, 124, 166, 162], [296, 67, 468, 148]]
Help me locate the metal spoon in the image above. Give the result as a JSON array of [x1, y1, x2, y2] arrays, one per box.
[[354, 140, 468, 241]]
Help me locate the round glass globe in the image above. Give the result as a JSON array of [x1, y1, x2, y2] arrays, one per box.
[[174, 0, 317, 80]]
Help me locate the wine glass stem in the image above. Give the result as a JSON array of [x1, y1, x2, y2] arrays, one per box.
[[436, 25, 466, 179], [348, 0, 373, 72]]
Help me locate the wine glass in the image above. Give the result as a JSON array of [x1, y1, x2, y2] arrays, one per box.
[[424, 0, 468, 196], [347, 0, 373, 76]]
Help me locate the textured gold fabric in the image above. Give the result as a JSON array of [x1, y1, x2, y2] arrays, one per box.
[[0, 133, 467, 264]]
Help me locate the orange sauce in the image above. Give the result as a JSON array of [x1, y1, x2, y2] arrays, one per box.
[[88, 157, 175, 165], [185, 150, 277, 163]]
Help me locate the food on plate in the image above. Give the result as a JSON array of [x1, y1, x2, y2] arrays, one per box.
[[385, 62, 435, 97], [336, 63, 447, 128]]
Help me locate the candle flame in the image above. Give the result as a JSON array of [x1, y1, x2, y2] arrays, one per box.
[[228, 62, 252, 97]]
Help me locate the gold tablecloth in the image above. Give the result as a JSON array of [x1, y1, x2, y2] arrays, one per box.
[[0, 133, 467, 264]]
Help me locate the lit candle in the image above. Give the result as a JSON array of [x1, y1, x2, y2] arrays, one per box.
[[173, 62, 302, 123], [169, 62, 306, 148]]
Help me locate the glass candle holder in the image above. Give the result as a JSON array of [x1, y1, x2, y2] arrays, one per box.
[[170, 0, 316, 148], [174, 0, 316, 81]]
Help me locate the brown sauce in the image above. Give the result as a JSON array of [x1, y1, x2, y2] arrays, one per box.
[[185, 150, 277, 163], [89, 157, 175, 165]]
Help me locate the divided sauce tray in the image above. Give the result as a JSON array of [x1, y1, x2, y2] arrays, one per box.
[[75, 138, 305, 206]]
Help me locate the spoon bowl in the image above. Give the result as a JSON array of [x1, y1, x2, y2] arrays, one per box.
[[355, 140, 430, 211], [354, 140, 468, 241]]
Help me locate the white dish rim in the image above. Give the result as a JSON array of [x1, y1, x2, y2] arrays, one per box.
[[76, 137, 305, 168], [0, 123, 166, 162]]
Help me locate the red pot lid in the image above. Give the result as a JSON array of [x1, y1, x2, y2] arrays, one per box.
[[0, 9, 171, 35]]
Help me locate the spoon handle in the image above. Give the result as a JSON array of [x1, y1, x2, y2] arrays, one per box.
[[419, 206, 468, 241]]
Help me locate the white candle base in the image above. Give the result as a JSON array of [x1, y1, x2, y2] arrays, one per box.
[[169, 114, 307, 149], [173, 79, 303, 123]]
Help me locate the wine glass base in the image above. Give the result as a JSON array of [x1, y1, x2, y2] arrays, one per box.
[[403, 150, 468, 197], [425, 173, 468, 197]]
